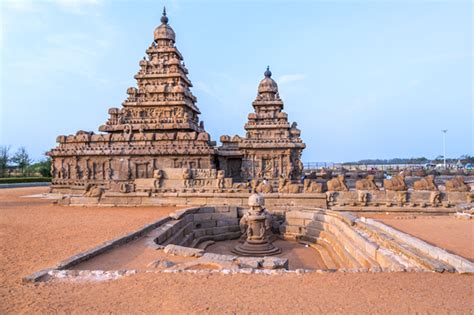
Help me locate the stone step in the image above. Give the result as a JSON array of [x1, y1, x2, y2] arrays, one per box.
[[197, 240, 215, 250], [162, 222, 193, 246]]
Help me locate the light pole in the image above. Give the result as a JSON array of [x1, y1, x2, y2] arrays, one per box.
[[441, 129, 448, 168]]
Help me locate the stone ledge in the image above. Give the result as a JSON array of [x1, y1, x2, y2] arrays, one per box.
[[360, 217, 474, 273]]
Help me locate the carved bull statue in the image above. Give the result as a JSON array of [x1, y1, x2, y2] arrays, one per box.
[[413, 175, 438, 191], [383, 174, 407, 191], [83, 184, 104, 198], [444, 176, 470, 192], [233, 182, 250, 191], [355, 175, 379, 191], [256, 180, 273, 193], [278, 177, 301, 193], [327, 175, 349, 192], [303, 179, 326, 193]]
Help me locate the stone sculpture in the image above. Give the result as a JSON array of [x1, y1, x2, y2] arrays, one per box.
[[83, 184, 104, 198], [430, 191, 441, 206], [413, 175, 438, 191], [303, 179, 326, 193], [153, 169, 163, 188], [355, 175, 379, 191], [396, 191, 408, 206], [383, 174, 407, 191], [232, 194, 281, 256], [182, 168, 193, 188], [256, 180, 273, 193], [216, 170, 225, 190], [445, 176, 470, 192], [327, 175, 349, 192], [278, 177, 301, 193], [358, 191, 369, 206]]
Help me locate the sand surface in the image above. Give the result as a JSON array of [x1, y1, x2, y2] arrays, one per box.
[[1, 187, 473, 314], [362, 213, 474, 261]]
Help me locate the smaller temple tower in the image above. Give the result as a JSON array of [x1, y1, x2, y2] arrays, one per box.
[[219, 67, 306, 181]]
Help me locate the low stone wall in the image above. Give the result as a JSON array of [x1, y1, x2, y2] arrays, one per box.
[[58, 188, 473, 214], [62, 191, 329, 211], [327, 190, 472, 212]]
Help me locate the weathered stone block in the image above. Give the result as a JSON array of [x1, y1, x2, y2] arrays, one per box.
[[163, 244, 203, 257], [261, 257, 289, 270], [236, 257, 263, 269]]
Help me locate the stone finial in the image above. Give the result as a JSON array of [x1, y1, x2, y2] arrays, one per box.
[[264, 65, 272, 78], [161, 6, 168, 24]]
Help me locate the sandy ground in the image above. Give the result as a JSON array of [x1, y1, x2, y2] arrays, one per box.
[[361, 213, 474, 261], [1, 187, 473, 314]]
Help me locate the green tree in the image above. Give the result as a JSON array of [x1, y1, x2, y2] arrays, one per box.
[[30, 158, 52, 177], [11, 147, 32, 176], [0, 146, 11, 177]]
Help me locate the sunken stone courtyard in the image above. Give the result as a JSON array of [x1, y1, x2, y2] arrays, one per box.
[[2, 4, 473, 314]]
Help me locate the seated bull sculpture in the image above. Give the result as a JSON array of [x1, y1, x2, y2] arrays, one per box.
[[83, 184, 104, 198], [383, 174, 407, 191], [413, 175, 438, 191], [256, 180, 273, 193], [278, 177, 301, 193], [445, 176, 470, 192], [327, 175, 349, 192], [303, 179, 326, 193], [355, 175, 379, 191]]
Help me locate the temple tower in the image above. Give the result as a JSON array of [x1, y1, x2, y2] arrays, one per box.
[[48, 8, 216, 192], [219, 67, 306, 181]]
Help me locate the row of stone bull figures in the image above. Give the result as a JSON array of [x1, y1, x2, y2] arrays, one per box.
[[330, 174, 470, 192], [251, 174, 470, 194]]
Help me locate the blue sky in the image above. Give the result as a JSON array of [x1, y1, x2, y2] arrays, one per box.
[[1, 0, 472, 163]]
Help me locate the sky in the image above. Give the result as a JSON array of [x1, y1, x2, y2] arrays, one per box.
[[0, 0, 472, 163]]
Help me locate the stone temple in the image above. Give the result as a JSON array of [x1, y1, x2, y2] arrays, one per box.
[[47, 8, 472, 215], [47, 9, 305, 194]]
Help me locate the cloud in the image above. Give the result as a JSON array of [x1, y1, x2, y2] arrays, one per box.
[[277, 74, 307, 84]]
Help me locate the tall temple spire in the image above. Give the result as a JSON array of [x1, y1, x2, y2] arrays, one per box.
[[161, 6, 168, 24]]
